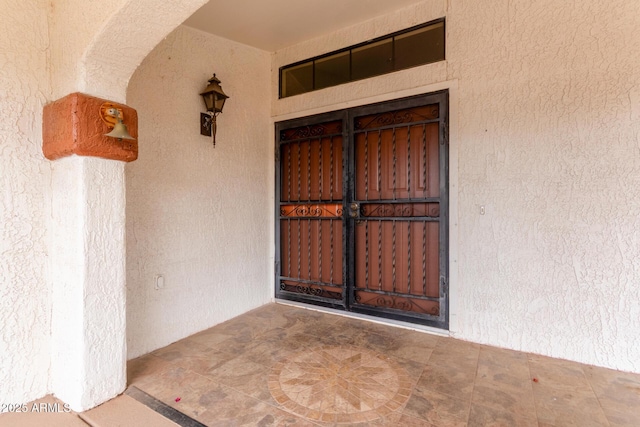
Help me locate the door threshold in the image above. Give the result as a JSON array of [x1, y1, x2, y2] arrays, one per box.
[[275, 299, 449, 337]]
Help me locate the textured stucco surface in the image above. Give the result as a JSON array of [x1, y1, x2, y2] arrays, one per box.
[[43, 0, 207, 410], [448, 0, 640, 373], [2, 0, 209, 409], [47, 0, 127, 99], [49, 157, 127, 411], [126, 26, 272, 359], [0, 0, 52, 405], [49, 0, 208, 101], [272, 0, 640, 373]]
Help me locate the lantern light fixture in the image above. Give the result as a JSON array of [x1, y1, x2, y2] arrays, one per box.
[[200, 73, 229, 147]]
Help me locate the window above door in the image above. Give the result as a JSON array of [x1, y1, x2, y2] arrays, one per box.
[[279, 19, 445, 98]]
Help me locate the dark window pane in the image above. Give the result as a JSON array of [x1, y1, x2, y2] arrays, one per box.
[[352, 38, 393, 81], [279, 20, 446, 98], [315, 52, 350, 90], [281, 61, 313, 97], [394, 22, 445, 70]]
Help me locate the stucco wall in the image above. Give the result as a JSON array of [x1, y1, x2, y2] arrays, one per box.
[[0, 0, 52, 404], [48, 0, 128, 99], [49, 157, 128, 410], [449, 0, 640, 373], [272, 0, 640, 373], [126, 26, 272, 359], [48, 0, 208, 101]]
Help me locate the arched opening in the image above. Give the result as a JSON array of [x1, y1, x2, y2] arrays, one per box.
[[80, 0, 210, 102], [46, 0, 212, 411]]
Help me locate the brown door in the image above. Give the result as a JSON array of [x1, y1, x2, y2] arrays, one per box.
[[276, 92, 448, 328], [276, 114, 347, 307]]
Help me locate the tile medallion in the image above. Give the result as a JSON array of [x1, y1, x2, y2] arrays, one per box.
[[269, 345, 412, 424]]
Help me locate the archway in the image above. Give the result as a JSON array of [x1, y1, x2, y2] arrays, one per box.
[[47, 0, 208, 411]]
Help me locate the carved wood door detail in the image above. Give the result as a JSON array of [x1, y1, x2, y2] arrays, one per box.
[[276, 115, 346, 306]]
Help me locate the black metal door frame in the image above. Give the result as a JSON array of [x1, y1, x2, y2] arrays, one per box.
[[275, 90, 449, 329]]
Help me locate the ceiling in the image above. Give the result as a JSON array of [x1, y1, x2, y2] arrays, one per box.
[[182, 0, 427, 51]]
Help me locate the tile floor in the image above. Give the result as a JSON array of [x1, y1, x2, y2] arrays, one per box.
[[127, 303, 640, 426]]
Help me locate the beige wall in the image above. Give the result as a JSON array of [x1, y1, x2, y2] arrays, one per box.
[[126, 26, 272, 358], [48, 0, 209, 101], [1, 0, 211, 407], [48, 0, 128, 98], [450, 0, 640, 372], [272, 0, 640, 372], [0, 0, 52, 404]]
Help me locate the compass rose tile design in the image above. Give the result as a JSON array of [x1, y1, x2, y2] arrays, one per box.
[[268, 345, 412, 424]]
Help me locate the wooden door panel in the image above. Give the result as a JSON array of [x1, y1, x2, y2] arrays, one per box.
[[277, 118, 346, 305], [280, 122, 343, 203], [354, 221, 439, 297], [351, 102, 445, 322], [279, 218, 343, 285], [355, 122, 440, 200]]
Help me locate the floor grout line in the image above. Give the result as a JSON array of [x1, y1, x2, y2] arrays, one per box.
[[526, 352, 543, 426], [581, 364, 613, 427]]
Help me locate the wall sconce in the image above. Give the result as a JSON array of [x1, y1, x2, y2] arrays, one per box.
[[101, 103, 136, 141], [200, 73, 229, 147]]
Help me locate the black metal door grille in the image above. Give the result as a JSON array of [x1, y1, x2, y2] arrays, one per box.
[[275, 91, 449, 328]]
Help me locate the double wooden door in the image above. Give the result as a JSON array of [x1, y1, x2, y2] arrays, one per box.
[[275, 91, 448, 328]]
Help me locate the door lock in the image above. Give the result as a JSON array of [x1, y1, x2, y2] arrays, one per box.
[[350, 202, 360, 218]]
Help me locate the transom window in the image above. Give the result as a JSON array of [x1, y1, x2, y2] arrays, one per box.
[[279, 19, 445, 98]]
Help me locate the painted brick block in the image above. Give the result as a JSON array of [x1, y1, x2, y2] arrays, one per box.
[[43, 92, 138, 162]]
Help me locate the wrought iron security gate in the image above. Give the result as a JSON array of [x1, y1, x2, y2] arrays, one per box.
[[275, 91, 448, 328]]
